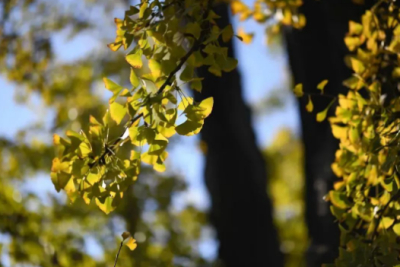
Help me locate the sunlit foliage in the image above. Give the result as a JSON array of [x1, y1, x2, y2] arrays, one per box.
[[0, 0, 212, 265], [292, 0, 400, 265]]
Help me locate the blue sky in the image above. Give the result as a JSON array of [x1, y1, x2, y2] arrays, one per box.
[[0, 2, 300, 261]]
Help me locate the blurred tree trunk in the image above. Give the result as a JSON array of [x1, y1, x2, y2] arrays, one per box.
[[285, 1, 368, 266], [196, 3, 283, 267]]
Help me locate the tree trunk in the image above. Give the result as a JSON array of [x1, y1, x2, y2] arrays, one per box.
[[285, 1, 367, 266], [196, 3, 283, 267]]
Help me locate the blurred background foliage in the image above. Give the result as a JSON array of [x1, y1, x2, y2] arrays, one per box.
[[0, 0, 306, 266], [264, 129, 307, 267]]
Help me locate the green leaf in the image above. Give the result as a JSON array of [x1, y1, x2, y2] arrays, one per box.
[[221, 57, 238, 72], [180, 65, 194, 82], [103, 78, 123, 103], [176, 120, 204, 136], [329, 191, 350, 209], [190, 79, 203, 92], [185, 22, 201, 39], [130, 68, 140, 88], [222, 24, 234, 42], [110, 102, 127, 125]]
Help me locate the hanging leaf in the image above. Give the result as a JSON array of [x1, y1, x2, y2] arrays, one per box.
[[317, 79, 329, 93], [293, 83, 304, 97], [237, 27, 254, 44], [306, 95, 314, 112]]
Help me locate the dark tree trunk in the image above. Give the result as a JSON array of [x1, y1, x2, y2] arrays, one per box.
[[196, 3, 283, 267], [285, 1, 368, 266]]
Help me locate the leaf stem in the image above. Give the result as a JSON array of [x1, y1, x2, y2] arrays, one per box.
[[113, 241, 124, 267]]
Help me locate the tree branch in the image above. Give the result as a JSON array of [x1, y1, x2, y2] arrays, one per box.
[[88, 0, 215, 169]]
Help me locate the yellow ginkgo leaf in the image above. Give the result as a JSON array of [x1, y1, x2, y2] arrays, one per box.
[[126, 51, 143, 69], [350, 58, 365, 74], [349, 21, 363, 35], [125, 237, 137, 251], [198, 97, 214, 118], [178, 97, 194, 110], [316, 99, 335, 122], [237, 27, 254, 44], [110, 102, 127, 125], [317, 80, 329, 93], [316, 109, 328, 122], [293, 83, 304, 97], [306, 96, 314, 113]]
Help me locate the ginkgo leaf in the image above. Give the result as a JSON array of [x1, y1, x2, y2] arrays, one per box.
[[180, 65, 194, 81], [178, 97, 194, 110], [293, 83, 304, 97], [222, 24, 234, 43], [329, 191, 350, 209], [108, 42, 122, 52], [393, 223, 400, 236], [208, 64, 222, 77], [350, 58, 365, 74], [306, 96, 314, 112], [349, 21, 363, 35], [317, 80, 329, 93], [51, 172, 72, 192], [316, 109, 328, 122], [130, 68, 140, 88], [176, 120, 204, 136], [190, 79, 202, 92], [237, 27, 253, 44], [221, 57, 238, 72], [148, 59, 162, 77], [126, 51, 143, 69], [51, 158, 71, 173], [139, 1, 148, 19], [95, 197, 116, 214], [185, 22, 201, 39], [103, 78, 124, 103], [125, 237, 137, 251], [316, 99, 335, 122], [110, 102, 127, 125], [198, 97, 214, 118]]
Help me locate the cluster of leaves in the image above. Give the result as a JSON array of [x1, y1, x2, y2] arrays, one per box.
[[51, 0, 242, 213], [295, 1, 400, 266], [0, 1, 213, 266], [230, 0, 305, 44]]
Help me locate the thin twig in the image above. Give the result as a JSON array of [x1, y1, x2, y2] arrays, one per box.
[[113, 241, 124, 267]]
